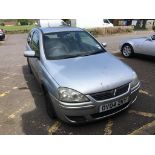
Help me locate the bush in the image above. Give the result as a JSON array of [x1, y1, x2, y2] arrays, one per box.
[[152, 21, 155, 31], [28, 19, 35, 25], [17, 19, 29, 25], [0, 23, 5, 26]]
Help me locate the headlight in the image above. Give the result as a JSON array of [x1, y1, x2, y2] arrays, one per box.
[[130, 72, 139, 88], [58, 87, 89, 103]]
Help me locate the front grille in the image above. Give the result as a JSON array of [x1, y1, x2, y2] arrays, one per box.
[[91, 102, 129, 119], [115, 84, 129, 96], [90, 84, 129, 101], [91, 90, 115, 100]]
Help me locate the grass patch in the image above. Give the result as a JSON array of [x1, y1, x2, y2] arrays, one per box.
[[0, 25, 36, 34]]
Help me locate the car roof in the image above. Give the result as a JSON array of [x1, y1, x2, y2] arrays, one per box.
[[38, 26, 83, 34]]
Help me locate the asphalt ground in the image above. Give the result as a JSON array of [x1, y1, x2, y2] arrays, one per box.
[[0, 31, 155, 135]]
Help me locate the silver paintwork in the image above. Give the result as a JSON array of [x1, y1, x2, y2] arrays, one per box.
[[25, 27, 140, 123], [24, 50, 35, 57], [120, 35, 155, 56], [44, 52, 135, 95], [49, 83, 140, 123]]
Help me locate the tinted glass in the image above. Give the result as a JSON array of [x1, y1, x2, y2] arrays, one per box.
[[43, 31, 105, 60], [31, 31, 40, 56]]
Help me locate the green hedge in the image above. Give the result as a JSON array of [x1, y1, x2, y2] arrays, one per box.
[[0, 25, 36, 34]]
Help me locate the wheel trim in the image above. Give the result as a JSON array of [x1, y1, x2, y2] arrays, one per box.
[[122, 46, 132, 57]]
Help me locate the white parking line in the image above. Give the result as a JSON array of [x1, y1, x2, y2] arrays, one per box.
[[48, 121, 61, 134], [129, 120, 155, 135], [8, 103, 29, 119], [139, 89, 152, 97], [0, 91, 10, 97], [128, 110, 155, 118], [128, 110, 155, 135], [3, 76, 10, 80], [104, 119, 113, 135]]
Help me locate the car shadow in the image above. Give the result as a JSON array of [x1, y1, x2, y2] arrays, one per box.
[[115, 52, 155, 63], [21, 65, 56, 135], [134, 54, 155, 62]]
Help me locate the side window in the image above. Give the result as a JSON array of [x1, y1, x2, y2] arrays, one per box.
[[31, 31, 40, 56]]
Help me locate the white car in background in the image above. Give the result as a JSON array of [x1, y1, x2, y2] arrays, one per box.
[[38, 19, 67, 27], [37, 19, 114, 29], [74, 19, 114, 29], [103, 19, 114, 28]]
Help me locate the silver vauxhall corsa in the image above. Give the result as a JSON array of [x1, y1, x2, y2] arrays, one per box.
[[24, 27, 140, 124]]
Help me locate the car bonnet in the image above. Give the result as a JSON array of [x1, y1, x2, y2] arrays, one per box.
[[44, 52, 134, 94]]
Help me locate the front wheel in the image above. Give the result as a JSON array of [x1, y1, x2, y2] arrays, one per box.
[[121, 44, 134, 58]]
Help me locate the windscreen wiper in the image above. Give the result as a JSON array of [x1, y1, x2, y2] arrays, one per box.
[[80, 50, 103, 57]]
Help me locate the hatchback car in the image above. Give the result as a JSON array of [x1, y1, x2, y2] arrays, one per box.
[[24, 27, 140, 124], [0, 29, 5, 41]]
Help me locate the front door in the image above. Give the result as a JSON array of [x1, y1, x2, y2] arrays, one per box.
[[140, 36, 155, 56]]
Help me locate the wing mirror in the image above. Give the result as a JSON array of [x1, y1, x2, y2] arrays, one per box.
[[24, 50, 36, 57], [101, 42, 107, 47]]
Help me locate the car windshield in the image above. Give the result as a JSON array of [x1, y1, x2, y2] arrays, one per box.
[[43, 31, 106, 60]]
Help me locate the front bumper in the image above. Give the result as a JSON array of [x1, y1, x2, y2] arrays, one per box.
[[50, 82, 140, 124]]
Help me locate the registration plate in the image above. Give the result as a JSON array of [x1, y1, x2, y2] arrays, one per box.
[[99, 97, 129, 113]]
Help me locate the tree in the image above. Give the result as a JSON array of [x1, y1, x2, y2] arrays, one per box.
[[142, 19, 147, 29], [135, 19, 148, 30], [17, 19, 29, 25]]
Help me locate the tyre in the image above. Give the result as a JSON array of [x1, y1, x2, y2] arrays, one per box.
[[121, 44, 134, 58], [27, 58, 33, 74], [44, 88, 57, 119]]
